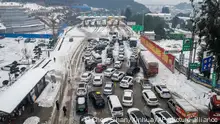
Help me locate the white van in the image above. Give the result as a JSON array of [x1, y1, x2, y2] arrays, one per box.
[[107, 95, 123, 117], [92, 51, 102, 63]]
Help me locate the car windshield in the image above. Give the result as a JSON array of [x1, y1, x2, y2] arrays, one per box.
[[96, 99, 104, 104], [77, 89, 86, 92], [163, 91, 170, 94], [82, 75, 88, 78], [78, 84, 85, 87], [105, 86, 112, 90], [149, 98, 157, 101], [94, 78, 100, 81], [124, 96, 131, 100], [78, 104, 86, 109], [161, 85, 167, 88], [104, 120, 117, 124], [161, 111, 172, 118], [113, 107, 122, 111]]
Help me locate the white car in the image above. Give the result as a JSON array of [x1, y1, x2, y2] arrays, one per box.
[[76, 83, 87, 96], [118, 54, 125, 61], [93, 75, 103, 86], [101, 117, 119, 124], [127, 108, 149, 124], [154, 85, 171, 98], [81, 72, 92, 82], [103, 82, 114, 95], [114, 61, 122, 69], [80, 114, 98, 124], [120, 76, 133, 88], [111, 71, 125, 82], [105, 58, 113, 65], [140, 79, 151, 89], [1, 65, 11, 71], [142, 90, 159, 106], [151, 108, 178, 124], [122, 90, 133, 106], [104, 68, 117, 77]]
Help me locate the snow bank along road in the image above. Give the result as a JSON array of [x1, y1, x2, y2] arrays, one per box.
[[55, 25, 208, 124]]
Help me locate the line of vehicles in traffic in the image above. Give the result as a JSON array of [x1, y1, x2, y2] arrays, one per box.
[[76, 32, 201, 124]]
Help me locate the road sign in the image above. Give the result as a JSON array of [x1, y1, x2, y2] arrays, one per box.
[[201, 56, 213, 72], [189, 63, 199, 69], [132, 25, 143, 32], [212, 73, 216, 88], [179, 53, 185, 65], [203, 50, 213, 58], [182, 38, 193, 51]]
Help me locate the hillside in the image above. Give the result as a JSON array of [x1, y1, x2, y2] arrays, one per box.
[[2, 0, 150, 13], [174, 2, 192, 10], [78, 0, 150, 13]]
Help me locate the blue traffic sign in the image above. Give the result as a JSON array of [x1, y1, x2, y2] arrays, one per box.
[[201, 56, 213, 72]]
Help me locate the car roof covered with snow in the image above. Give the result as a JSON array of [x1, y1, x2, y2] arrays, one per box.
[[77, 97, 85, 104], [94, 75, 101, 79], [143, 90, 157, 98], [124, 90, 133, 97], [115, 61, 121, 64]]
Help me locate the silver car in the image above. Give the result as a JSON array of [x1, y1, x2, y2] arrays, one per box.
[[76, 83, 87, 96], [103, 82, 114, 95], [140, 79, 152, 89]]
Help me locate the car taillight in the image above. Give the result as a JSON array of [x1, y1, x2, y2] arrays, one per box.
[[85, 108, 88, 112]]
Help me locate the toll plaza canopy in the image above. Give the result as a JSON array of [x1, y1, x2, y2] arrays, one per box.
[[0, 68, 48, 114]]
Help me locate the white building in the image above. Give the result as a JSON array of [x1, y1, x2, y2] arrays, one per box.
[[144, 31, 155, 41], [0, 23, 6, 33], [145, 13, 172, 21]]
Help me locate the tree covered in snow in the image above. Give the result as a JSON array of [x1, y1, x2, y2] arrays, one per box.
[[191, 0, 220, 79], [33, 46, 42, 59]]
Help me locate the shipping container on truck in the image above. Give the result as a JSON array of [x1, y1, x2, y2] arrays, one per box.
[[139, 51, 158, 77], [167, 98, 198, 123]]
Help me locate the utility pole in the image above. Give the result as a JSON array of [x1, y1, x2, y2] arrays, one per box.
[[142, 12, 145, 32], [187, 1, 197, 80]]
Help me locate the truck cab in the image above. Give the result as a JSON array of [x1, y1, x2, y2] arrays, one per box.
[[209, 95, 220, 122]]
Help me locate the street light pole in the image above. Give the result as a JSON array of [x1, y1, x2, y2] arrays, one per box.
[[142, 12, 145, 32]]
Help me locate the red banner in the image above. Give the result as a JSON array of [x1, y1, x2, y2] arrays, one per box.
[[140, 36, 175, 73]]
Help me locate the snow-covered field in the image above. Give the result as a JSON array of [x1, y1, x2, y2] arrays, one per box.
[[138, 42, 210, 113], [0, 38, 49, 88], [153, 39, 200, 67]]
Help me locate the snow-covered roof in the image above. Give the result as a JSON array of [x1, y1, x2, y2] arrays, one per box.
[[177, 16, 190, 21], [146, 13, 171, 16], [175, 98, 198, 112], [0, 23, 6, 30], [0, 68, 48, 114]]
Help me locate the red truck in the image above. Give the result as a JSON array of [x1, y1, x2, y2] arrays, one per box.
[[208, 95, 220, 122], [139, 51, 159, 77]]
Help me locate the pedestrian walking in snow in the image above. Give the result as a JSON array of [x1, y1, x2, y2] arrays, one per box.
[[56, 100, 59, 110], [54, 57, 56, 62], [63, 106, 67, 116]]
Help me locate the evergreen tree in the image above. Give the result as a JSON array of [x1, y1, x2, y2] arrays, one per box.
[[191, 0, 220, 79], [124, 6, 132, 20], [161, 7, 170, 13]]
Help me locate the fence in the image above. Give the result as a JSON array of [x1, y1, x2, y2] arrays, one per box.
[[140, 35, 220, 89], [0, 33, 52, 39]]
